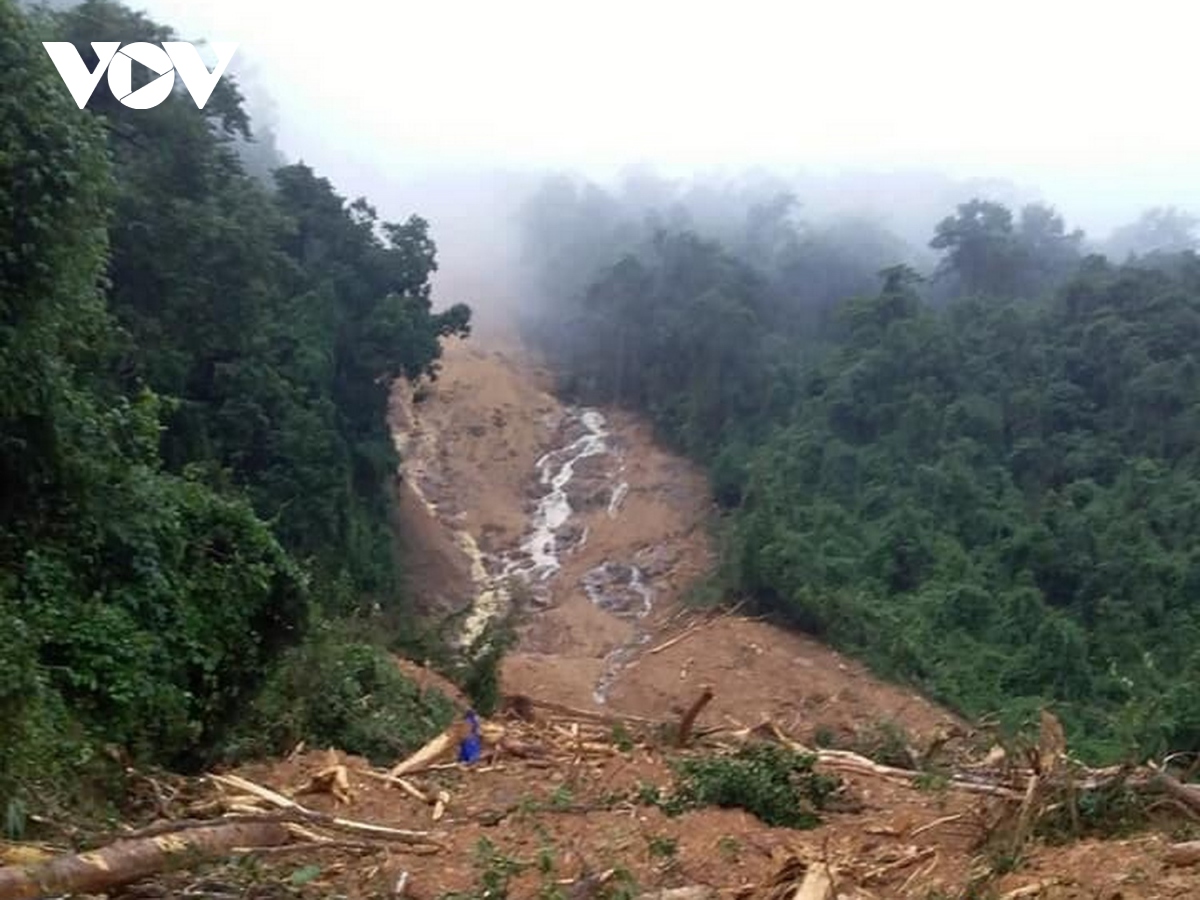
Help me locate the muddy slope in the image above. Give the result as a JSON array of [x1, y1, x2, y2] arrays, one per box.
[[390, 335, 954, 741]]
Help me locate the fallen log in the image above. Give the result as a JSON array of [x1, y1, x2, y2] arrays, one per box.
[[1154, 769, 1200, 817], [209, 774, 442, 845], [792, 862, 834, 900], [1165, 840, 1200, 867], [358, 769, 433, 804], [637, 888, 716, 900], [0, 821, 288, 900], [752, 722, 1024, 799], [645, 623, 704, 656], [862, 847, 936, 884], [389, 725, 464, 778], [999, 882, 1059, 899], [511, 697, 659, 728]]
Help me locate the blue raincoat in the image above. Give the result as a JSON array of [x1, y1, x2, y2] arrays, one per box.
[[458, 710, 482, 763]]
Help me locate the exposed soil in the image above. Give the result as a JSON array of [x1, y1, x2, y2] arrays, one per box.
[[388, 332, 953, 741], [211, 733, 1198, 900]]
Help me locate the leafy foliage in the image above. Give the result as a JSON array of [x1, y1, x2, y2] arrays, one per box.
[[520, 172, 1200, 762], [654, 743, 838, 828], [0, 0, 469, 807], [228, 627, 454, 765]]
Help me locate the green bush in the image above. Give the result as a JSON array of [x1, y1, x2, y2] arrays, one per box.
[[459, 615, 517, 717], [228, 627, 455, 765], [657, 742, 839, 828]]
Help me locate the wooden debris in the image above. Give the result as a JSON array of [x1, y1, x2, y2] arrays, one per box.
[[209, 774, 442, 846], [295, 764, 353, 805], [999, 881, 1059, 899], [388, 725, 465, 778], [677, 685, 715, 748], [510, 697, 659, 728], [637, 888, 717, 900], [1165, 840, 1200, 866], [863, 847, 936, 883], [646, 623, 704, 656], [431, 790, 450, 822], [909, 813, 964, 838], [359, 769, 434, 804], [983, 744, 1007, 767], [1036, 710, 1067, 776], [0, 821, 289, 900], [1010, 773, 1041, 856], [0, 844, 57, 868], [791, 862, 834, 900], [1154, 768, 1200, 817]]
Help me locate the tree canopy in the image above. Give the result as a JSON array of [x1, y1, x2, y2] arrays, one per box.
[[519, 172, 1200, 762], [1, 0, 467, 809]]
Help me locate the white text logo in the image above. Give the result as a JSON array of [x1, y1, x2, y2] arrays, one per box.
[[41, 41, 238, 110]]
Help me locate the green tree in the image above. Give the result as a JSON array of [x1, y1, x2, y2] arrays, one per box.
[[930, 199, 1020, 296]]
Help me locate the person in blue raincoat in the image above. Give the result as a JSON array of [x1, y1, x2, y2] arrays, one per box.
[[458, 710, 482, 763]]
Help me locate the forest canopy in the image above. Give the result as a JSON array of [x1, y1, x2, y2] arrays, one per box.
[[517, 172, 1200, 761], [0, 0, 468, 809]]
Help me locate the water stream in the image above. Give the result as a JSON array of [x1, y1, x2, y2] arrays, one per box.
[[402, 400, 660, 702], [455, 407, 616, 648]]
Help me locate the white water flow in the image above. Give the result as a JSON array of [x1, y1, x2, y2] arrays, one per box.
[[520, 409, 611, 581], [455, 408, 613, 648], [587, 562, 655, 705], [449, 404, 660, 705]]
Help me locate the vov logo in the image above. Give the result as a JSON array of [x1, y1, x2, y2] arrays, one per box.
[[42, 41, 238, 110]]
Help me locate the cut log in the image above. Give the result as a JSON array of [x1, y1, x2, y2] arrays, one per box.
[[791, 862, 833, 900], [1165, 840, 1200, 866], [388, 726, 464, 778], [209, 774, 441, 845], [0, 821, 288, 900], [676, 686, 715, 748]]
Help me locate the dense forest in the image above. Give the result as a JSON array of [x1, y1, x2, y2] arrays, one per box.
[[518, 173, 1200, 761], [1, 0, 469, 817]]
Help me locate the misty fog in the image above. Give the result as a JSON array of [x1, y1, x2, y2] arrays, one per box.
[[105, 0, 1200, 324]]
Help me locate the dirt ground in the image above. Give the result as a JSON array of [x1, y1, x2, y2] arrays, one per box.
[[389, 332, 954, 743], [209, 730, 1198, 900]]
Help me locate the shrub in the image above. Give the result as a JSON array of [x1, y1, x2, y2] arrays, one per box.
[[228, 626, 454, 765], [657, 742, 839, 828]]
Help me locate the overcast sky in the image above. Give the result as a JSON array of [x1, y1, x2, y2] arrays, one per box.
[[136, 0, 1200, 235]]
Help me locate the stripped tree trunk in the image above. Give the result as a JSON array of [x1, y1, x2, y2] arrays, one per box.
[[0, 821, 289, 900]]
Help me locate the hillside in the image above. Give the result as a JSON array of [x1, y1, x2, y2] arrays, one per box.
[[8, 332, 1193, 900], [8, 0, 1200, 896]]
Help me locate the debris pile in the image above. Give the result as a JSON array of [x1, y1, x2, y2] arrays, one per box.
[[3, 698, 1200, 899]]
